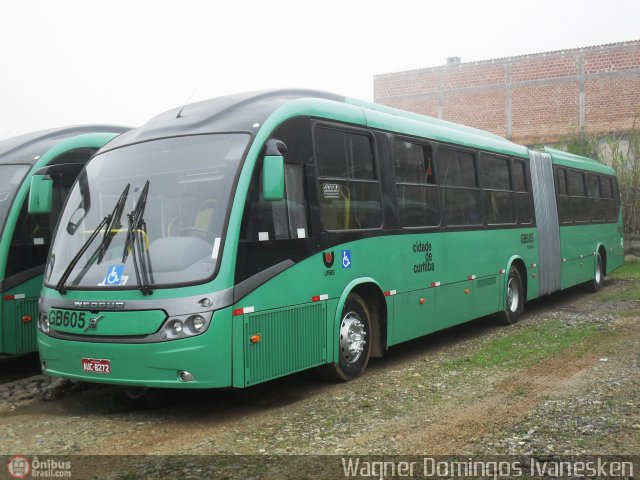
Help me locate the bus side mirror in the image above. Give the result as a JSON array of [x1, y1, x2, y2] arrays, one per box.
[[28, 174, 53, 214], [262, 139, 287, 201]]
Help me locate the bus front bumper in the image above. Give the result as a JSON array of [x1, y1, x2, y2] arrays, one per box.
[[37, 327, 232, 389]]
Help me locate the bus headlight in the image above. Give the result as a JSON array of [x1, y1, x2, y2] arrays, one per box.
[[39, 313, 50, 334], [189, 315, 206, 333], [159, 313, 212, 340], [170, 320, 183, 335]]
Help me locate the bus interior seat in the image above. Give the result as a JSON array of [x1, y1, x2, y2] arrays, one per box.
[[320, 185, 350, 230], [195, 199, 216, 231]]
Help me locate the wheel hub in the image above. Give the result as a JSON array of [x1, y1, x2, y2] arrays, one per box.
[[339, 312, 366, 364], [507, 278, 520, 313]]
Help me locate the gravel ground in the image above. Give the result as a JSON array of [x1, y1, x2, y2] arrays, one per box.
[[0, 272, 638, 478]]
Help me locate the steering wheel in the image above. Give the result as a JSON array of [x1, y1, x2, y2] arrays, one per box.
[[179, 227, 215, 242]]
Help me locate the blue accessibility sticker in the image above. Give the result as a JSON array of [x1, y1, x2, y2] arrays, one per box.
[[104, 265, 125, 286], [341, 250, 352, 269]]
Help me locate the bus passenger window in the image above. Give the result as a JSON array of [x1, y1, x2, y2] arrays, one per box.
[[512, 159, 532, 224], [555, 168, 572, 224], [315, 126, 381, 231], [601, 176, 618, 222], [393, 140, 439, 227], [568, 170, 589, 223], [480, 153, 515, 225], [587, 174, 605, 222], [438, 147, 481, 226]]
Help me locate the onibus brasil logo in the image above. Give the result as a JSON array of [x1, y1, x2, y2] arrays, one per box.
[[7, 456, 30, 479], [7, 456, 72, 478]]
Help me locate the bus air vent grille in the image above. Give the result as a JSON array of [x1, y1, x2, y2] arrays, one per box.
[[244, 302, 326, 385]]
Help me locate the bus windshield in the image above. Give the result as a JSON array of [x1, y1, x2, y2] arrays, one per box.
[[0, 164, 30, 233], [45, 133, 250, 290]]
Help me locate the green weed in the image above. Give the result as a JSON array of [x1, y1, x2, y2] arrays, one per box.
[[609, 262, 640, 280], [443, 320, 603, 372]]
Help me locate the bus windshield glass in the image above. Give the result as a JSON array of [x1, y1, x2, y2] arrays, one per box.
[[45, 133, 250, 290], [0, 164, 30, 232]]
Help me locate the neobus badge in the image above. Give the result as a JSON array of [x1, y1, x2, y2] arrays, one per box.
[[73, 301, 125, 309]]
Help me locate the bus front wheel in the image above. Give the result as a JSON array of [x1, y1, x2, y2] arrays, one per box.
[[319, 293, 371, 382], [496, 266, 524, 325]]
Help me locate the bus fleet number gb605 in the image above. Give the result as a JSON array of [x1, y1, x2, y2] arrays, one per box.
[[49, 310, 86, 329]]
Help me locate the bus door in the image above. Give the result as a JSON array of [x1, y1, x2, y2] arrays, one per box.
[[235, 118, 315, 284], [1, 151, 93, 354], [234, 118, 324, 386]]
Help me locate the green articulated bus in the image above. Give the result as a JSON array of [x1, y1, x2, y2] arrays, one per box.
[[0, 126, 128, 355], [32, 90, 624, 388]]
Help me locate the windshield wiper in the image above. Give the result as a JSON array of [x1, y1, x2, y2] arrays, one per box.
[[55, 183, 131, 294], [122, 180, 154, 295]]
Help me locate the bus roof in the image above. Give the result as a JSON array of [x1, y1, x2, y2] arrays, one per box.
[[544, 146, 615, 175], [0, 125, 129, 166], [102, 90, 529, 158]]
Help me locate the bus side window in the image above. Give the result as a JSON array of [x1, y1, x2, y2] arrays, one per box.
[[512, 159, 532, 224], [252, 162, 309, 241], [5, 149, 96, 279], [393, 139, 439, 227], [315, 126, 381, 231], [568, 170, 589, 223], [5, 199, 50, 277], [555, 168, 572, 224], [438, 147, 482, 226], [600, 176, 618, 222], [587, 174, 605, 222], [480, 153, 515, 225]]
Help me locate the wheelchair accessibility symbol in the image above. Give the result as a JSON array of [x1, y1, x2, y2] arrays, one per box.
[[104, 265, 125, 286], [341, 250, 352, 269]]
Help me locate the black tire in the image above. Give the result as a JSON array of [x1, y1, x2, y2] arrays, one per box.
[[496, 266, 524, 325], [584, 253, 604, 292], [318, 293, 371, 382]]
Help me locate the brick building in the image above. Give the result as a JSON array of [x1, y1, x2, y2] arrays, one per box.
[[374, 40, 640, 145]]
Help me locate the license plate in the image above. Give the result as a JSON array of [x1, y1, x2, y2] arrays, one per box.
[[81, 358, 111, 374]]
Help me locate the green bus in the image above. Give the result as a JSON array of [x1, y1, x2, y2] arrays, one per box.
[[32, 91, 624, 387], [0, 126, 127, 356]]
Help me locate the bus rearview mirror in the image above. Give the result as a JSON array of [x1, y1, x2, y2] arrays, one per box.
[[262, 139, 287, 201], [28, 175, 53, 214], [263, 155, 285, 201]]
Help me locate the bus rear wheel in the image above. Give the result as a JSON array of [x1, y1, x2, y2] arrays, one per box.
[[496, 266, 524, 325], [319, 293, 371, 382], [584, 252, 604, 292]]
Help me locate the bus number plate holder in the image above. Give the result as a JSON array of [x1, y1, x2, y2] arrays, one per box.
[[81, 358, 111, 374]]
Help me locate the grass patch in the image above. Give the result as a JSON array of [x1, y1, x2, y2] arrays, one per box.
[[609, 262, 640, 280], [600, 285, 640, 301], [443, 320, 603, 372]]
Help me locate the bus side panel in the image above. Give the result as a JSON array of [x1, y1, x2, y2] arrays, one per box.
[[2, 275, 41, 354], [609, 214, 625, 273], [435, 229, 536, 321], [560, 224, 609, 289], [392, 288, 434, 344], [242, 302, 326, 387]]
